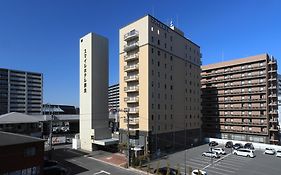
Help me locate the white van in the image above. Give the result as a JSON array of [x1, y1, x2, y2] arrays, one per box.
[[233, 148, 255, 158]]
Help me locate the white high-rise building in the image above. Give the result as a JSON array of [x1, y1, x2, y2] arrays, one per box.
[[278, 74, 281, 129], [79, 33, 112, 151]]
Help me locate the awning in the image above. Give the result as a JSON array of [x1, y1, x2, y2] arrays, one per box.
[[93, 138, 119, 146]]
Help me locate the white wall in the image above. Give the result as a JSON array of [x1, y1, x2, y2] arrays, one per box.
[[207, 138, 281, 151]]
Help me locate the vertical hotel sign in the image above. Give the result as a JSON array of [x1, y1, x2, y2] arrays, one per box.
[[83, 49, 87, 93]]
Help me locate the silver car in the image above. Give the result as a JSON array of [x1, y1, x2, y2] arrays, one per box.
[[202, 151, 220, 158]]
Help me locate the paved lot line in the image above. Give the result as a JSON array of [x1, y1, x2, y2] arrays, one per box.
[[215, 161, 242, 168], [204, 169, 227, 175], [189, 158, 211, 165], [93, 170, 111, 175], [207, 166, 235, 174], [202, 153, 231, 170], [212, 163, 237, 170]]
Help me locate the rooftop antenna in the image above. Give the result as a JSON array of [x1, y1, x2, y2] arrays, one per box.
[[170, 19, 174, 28]]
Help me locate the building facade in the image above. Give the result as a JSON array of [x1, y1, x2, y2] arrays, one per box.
[[108, 84, 119, 132], [119, 15, 202, 155], [0, 68, 43, 115], [278, 74, 281, 131], [79, 33, 111, 151], [201, 54, 279, 144], [0, 131, 44, 175], [108, 84, 119, 110]]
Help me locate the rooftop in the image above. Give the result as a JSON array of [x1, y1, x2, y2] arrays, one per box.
[[0, 131, 44, 146]]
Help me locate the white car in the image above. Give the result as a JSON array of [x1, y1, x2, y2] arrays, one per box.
[[276, 150, 281, 157], [233, 148, 255, 158], [211, 147, 226, 155], [264, 148, 275, 155], [192, 169, 207, 175], [202, 151, 220, 158]]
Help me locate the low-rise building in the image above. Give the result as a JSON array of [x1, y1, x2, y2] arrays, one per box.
[[0, 131, 44, 175]]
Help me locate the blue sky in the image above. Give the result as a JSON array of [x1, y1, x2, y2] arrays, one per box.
[[0, 0, 280, 107]]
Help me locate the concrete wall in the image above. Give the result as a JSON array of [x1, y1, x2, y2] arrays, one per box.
[[79, 33, 110, 152], [208, 137, 281, 150]]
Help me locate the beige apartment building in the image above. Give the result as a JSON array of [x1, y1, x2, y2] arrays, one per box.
[[201, 54, 279, 145], [119, 15, 202, 155]]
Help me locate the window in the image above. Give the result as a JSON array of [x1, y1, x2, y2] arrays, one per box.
[[151, 36, 154, 42], [164, 33, 167, 38], [248, 65, 252, 68], [158, 61, 160, 67], [157, 50, 160, 56], [151, 114, 154, 120], [157, 29, 160, 35], [157, 39, 160, 45], [248, 80, 251, 84], [242, 73, 245, 77], [151, 48, 154, 53], [170, 36, 173, 41], [241, 66, 245, 69], [260, 62, 264, 67], [241, 81, 245, 85], [248, 72, 252, 76], [151, 26, 154, 31]]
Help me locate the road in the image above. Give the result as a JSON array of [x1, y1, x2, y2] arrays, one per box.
[[51, 145, 144, 175]]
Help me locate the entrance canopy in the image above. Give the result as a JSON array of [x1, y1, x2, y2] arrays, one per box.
[[92, 138, 119, 146]]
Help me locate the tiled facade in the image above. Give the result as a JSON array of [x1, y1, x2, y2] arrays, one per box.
[[119, 15, 202, 155], [201, 54, 279, 144]]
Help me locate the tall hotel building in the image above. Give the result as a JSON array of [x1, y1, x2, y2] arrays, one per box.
[[108, 84, 119, 110], [119, 15, 202, 154], [201, 54, 279, 144], [0, 68, 43, 115]]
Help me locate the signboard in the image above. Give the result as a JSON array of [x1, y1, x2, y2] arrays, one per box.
[[52, 136, 66, 145]]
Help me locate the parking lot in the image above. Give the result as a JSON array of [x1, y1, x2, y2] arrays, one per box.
[[148, 143, 281, 175]]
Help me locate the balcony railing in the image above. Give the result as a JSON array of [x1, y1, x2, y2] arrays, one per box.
[[202, 65, 266, 78], [221, 129, 268, 135], [124, 118, 139, 125], [124, 86, 139, 92], [124, 42, 139, 52], [202, 74, 266, 84], [124, 53, 139, 62], [124, 75, 139, 82], [128, 108, 139, 114], [124, 30, 139, 41], [124, 97, 139, 103], [124, 64, 139, 72]]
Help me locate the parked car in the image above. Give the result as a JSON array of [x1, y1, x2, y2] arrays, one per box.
[[225, 141, 233, 148], [211, 147, 226, 155], [233, 148, 255, 158], [244, 143, 254, 150], [202, 151, 220, 158], [209, 141, 218, 147], [276, 150, 281, 157], [153, 167, 180, 175], [192, 169, 207, 175], [233, 143, 243, 150], [264, 148, 275, 155]]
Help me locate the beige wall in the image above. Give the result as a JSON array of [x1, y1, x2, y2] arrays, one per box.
[[119, 15, 202, 137], [80, 33, 110, 151]]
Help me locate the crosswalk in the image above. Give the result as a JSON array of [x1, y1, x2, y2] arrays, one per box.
[[179, 153, 254, 175]]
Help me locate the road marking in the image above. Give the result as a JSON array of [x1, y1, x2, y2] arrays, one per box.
[[207, 166, 235, 174], [202, 153, 231, 170], [93, 170, 111, 175], [205, 169, 228, 175]]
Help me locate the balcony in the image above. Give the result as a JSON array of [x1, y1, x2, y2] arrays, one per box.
[[124, 30, 139, 41], [221, 121, 267, 126], [124, 97, 139, 103], [124, 86, 139, 92], [124, 64, 139, 72], [124, 118, 139, 125], [269, 127, 278, 132], [218, 114, 267, 119], [221, 129, 268, 135], [202, 65, 266, 78], [124, 42, 139, 52], [269, 118, 278, 123], [128, 108, 139, 114], [268, 86, 277, 89], [124, 53, 139, 62], [124, 75, 139, 82], [202, 74, 266, 84]]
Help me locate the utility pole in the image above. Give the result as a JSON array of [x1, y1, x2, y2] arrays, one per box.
[[110, 108, 130, 167], [125, 108, 130, 167]]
